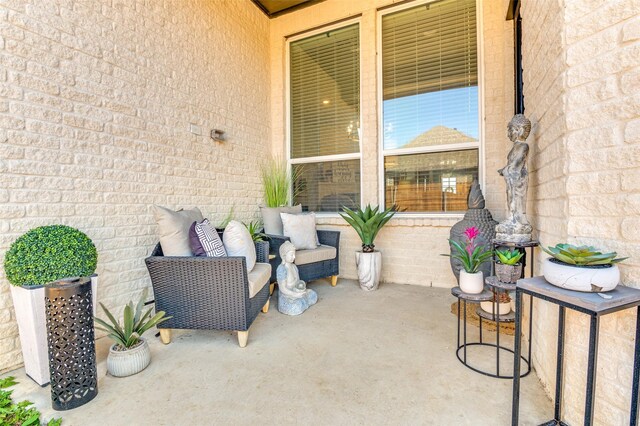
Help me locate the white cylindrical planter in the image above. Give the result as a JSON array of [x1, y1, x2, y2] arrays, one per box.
[[355, 251, 382, 291], [9, 275, 98, 386], [107, 339, 151, 377], [459, 270, 484, 294], [480, 301, 511, 315], [543, 258, 619, 292]]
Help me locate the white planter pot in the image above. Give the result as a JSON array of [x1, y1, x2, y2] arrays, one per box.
[[10, 275, 98, 386], [543, 258, 619, 292], [355, 251, 382, 291], [480, 301, 511, 315], [459, 270, 484, 294], [107, 338, 151, 377]]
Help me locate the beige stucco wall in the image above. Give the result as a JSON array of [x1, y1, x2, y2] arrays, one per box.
[[269, 0, 514, 286], [523, 0, 640, 423], [0, 0, 270, 372]]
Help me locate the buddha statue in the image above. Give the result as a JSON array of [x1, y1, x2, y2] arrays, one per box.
[[276, 241, 318, 315]]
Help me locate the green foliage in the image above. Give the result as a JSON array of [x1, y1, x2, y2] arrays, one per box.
[[339, 204, 396, 252], [244, 221, 267, 242], [495, 248, 525, 265], [4, 225, 97, 287], [542, 243, 628, 266], [259, 157, 302, 208], [0, 376, 61, 426], [94, 290, 170, 350], [217, 206, 235, 229], [446, 240, 494, 274]]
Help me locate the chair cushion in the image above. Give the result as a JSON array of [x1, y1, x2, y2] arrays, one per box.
[[294, 244, 337, 266], [260, 205, 302, 235], [153, 205, 203, 256], [281, 212, 317, 250], [189, 219, 227, 257], [223, 220, 256, 272], [248, 263, 271, 298]]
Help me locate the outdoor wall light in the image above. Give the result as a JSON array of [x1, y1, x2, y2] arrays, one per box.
[[211, 129, 226, 142]]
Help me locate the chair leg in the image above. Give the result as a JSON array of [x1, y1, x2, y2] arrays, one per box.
[[237, 330, 249, 348], [159, 329, 172, 344], [262, 298, 270, 313], [269, 283, 275, 295], [331, 275, 338, 287]]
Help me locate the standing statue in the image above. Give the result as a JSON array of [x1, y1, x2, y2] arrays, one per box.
[[277, 241, 318, 315], [496, 114, 533, 243]]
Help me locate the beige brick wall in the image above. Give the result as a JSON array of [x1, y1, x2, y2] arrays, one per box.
[[0, 0, 270, 372], [269, 0, 514, 286], [523, 0, 640, 423]]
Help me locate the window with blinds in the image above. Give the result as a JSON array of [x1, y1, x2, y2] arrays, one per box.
[[289, 23, 360, 212], [381, 0, 479, 213]]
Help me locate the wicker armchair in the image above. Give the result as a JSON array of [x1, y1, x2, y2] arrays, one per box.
[[144, 240, 271, 348], [267, 230, 340, 286]]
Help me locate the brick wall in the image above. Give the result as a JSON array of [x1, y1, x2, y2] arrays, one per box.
[[0, 0, 270, 372], [523, 0, 640, 423], [269, 0, 514, 287]]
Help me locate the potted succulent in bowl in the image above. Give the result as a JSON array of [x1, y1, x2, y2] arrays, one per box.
[[443, 227, 493, 294], [495, 248, 525, 283], [94, 292, 170, 377], [340, 204, 396, 291], [542, 243, 627, 292], [3, 225, 98, 386], [481, 292, 512, 315]]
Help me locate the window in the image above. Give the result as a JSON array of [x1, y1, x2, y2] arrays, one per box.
[[289, 23, 360, 212], [381, 0, 479, 213]]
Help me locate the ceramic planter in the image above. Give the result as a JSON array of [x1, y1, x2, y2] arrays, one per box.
[[107, 338, 151, 377], [355, 251, 382, 291], [543, 258, 620, 292], [459, 270, 484, 294], [480, 300, 511, 315], [10, 275, 98, 385], [495, 262, 523, 283]]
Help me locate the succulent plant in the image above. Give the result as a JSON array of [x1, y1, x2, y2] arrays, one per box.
[[244, 220, 267, 242], [495, 248, 524, 266], [542, 243, 627, 266], [340, 204, 397, 253]]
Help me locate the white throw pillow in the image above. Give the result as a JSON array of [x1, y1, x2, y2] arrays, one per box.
[[280, 212, 318, 250], [223, 220, 256, 272], [153, 205, 204, 256]]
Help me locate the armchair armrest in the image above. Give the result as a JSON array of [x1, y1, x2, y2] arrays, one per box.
[[266, 234, 290, 267], [317, 230, 340, 248]]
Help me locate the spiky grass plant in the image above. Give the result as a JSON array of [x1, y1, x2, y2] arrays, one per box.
[[542, 243, 627, 266], [340, 204, 396, 252], [259, 157, 302, 207]]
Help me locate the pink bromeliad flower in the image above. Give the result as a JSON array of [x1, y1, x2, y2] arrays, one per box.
[[464, 226, 480, 241]]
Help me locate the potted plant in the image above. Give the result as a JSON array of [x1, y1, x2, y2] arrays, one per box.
[[3, 225, 98, 386], [94, 292, 170, 377], [443, 226, 493, 294], [259, 156, 302, 208], [495, 248, 525, 283], [340, 204, 396, 291], [542, 243, 627, 292], [481, 292, 512, 315]]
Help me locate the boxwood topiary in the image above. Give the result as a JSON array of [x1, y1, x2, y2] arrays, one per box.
[[4, 225, 97, 287]]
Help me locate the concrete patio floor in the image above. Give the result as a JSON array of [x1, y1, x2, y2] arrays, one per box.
[[4, 280, 551, 425]]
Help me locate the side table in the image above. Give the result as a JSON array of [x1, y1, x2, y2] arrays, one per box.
[[512, 277, 640, 426]]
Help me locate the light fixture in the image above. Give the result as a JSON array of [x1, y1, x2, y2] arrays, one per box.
[[322, 100, 330, 105], [211, 129, 225, 142]]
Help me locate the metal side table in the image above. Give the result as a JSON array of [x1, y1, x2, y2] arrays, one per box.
[[512, 277, 640, 426]]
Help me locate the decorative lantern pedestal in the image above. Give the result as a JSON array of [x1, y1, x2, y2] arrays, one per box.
[[45, 277, 98, 411]]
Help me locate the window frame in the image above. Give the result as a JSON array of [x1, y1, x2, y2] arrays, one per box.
[[376, 0, 485, 218], [285, 18, 364, 215]]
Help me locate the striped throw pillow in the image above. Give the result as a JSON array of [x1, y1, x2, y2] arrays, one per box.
[[190, 219, 227, 257]]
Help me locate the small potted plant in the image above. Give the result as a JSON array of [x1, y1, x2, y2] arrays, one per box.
[[443, 227, 493, 294], [481, 292, 512, 315], [340, 204, 396, 291], [94, 292, 170, 377], [542, 243, 627, 292], [495, 248, 525, 283], [3, 225, 98, 386]]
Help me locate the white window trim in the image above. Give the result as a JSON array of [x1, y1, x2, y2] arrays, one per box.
[[285, 17, 364, 210], [376, 0, 485, 218]]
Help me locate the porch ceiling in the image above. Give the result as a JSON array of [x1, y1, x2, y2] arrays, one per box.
[[251, 0, 326, 18]]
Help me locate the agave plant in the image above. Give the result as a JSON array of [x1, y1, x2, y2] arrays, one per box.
[[95, 291, 170, 350], [340, 204, 397, 252], [244, 220, 268, 242], [495, 248, 525, 265], [542, 243, 627, 266]]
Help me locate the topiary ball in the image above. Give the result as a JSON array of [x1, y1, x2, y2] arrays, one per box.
[[4, 225, 97, 287]]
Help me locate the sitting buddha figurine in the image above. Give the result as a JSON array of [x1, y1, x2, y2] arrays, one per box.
[[276, 241, 318, 315]]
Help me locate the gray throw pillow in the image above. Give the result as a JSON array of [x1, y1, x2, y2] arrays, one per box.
[[280, 212, 318, 250], [260, 205, 302, 235], [153, 205, 203, 256], [223, 220, 256, 272]]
